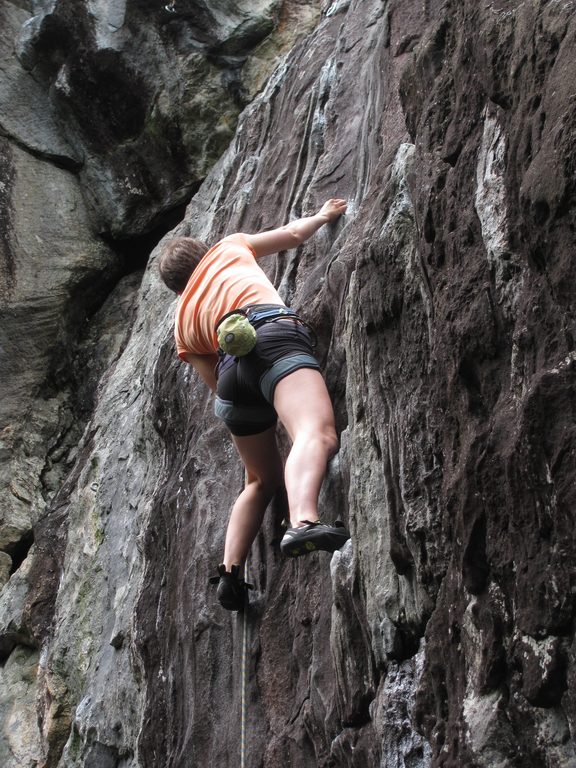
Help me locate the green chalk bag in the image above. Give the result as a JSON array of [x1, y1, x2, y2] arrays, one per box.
[[217, 313, 257, 356]]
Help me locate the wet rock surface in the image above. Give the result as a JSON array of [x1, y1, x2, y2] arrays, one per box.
[[1, 0, 576, 766]]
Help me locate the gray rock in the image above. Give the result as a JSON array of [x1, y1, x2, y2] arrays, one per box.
[[0, 548, 34, 656], [0, 646, 42, 768], [0, 137, 117, 570], [11, 0, 323, 236], [0, 2, 79, 165], [0, 552, 12, 588], [1, 0, 576, 766]]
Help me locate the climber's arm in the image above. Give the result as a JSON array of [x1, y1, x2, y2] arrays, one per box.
[[182, 353, 219, 392], [244, 198, 347, 258]]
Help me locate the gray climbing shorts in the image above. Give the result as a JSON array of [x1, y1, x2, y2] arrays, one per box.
[[214, 316, 320, 436]]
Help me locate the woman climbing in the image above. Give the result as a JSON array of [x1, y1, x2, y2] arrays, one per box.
[[158, 198, 350, 610]]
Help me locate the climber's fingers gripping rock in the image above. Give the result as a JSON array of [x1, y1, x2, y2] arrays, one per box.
[[317, 198, 348, 221]]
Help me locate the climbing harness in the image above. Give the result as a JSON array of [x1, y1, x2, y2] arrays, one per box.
[[215, 304, 317, 357]]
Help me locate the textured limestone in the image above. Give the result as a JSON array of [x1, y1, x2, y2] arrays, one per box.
[[242, 0, 322, 99], [0, 646, 43, 768], [0, 2, 78, 165], [0, 549, 34, 659], [13, 0, 323, 236], [0, 552, 42, 765], [0, 553, 11, 588], [0, 134, 118, 586], [1, 0, 576, 766]]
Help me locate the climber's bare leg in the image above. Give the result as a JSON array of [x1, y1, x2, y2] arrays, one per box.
[[273, 368, 338, 527], [223, 425, 283, 570]]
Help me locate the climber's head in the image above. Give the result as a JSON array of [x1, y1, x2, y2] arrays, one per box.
[[158, 236, 209, 293]]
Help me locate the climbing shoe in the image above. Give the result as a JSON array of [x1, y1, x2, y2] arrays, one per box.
[[209, 564, 253, 611], [280, 520, 350, 558]]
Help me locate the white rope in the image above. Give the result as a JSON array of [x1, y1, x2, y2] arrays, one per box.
[[240, 560, 249, 768]]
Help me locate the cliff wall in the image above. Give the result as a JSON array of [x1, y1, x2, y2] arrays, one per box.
[[1, 1, 576, 766]]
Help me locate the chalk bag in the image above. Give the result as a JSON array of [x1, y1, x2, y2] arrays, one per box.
[[217, 313, 257, 357]]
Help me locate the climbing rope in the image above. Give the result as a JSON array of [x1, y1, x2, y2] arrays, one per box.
[[240, 560, 249, 768]]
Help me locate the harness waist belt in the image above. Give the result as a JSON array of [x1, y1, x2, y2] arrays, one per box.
[[215, 304, 316, 357], [215, 304, 300, 332]]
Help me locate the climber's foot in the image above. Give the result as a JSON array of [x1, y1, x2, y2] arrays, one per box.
[[280, 520, 350, 558], [209, 564, 253, 611]]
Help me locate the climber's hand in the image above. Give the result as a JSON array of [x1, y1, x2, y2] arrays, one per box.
[[245, 198, 348, 257], [317, 198, 348, 222]]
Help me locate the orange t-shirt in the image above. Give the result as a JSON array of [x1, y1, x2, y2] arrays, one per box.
[[174, 233, 285, 358]]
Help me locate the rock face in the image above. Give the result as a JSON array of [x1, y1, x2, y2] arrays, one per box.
[[12, 0, 321, 236], [1, 0, 576, 766]]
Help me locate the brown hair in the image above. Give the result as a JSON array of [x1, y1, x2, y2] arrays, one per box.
[[158, 236, 209, 293]]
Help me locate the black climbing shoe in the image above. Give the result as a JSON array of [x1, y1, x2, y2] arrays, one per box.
[[280, 520, 350, 558], [209, 564, 253, 611]]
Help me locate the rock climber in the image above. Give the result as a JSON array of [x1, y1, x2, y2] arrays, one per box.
[[158, 199, 350, 610]]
